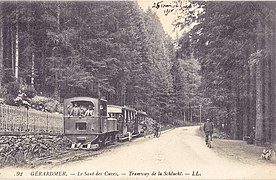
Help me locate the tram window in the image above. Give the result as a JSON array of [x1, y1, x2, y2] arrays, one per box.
[[76, 122, 87, 130], [68, 101, 95, 117]]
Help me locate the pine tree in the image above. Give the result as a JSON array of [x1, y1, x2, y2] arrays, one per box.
[[0, 2, 3, 90]]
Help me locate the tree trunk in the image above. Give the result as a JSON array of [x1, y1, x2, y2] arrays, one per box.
[[5, 21, 10, 71], [11, 26, 14, 75], [232, 89, 238, 140], [40, 45, 46, 93], [264, 22, 273, 144], [240, 54, 250, 140], [236, 94, 242, 139], [243, 65, 250, 137], [121, 82, 126, 106], [53, 3, 61, 100], [271, 3, 276, 147], [263, 56, 271, 144], [249, 63, 256, 135], [15, 14, 19, 81], [255, 20, 265, 145], [54, 71, 59, 99], [0, 2, 3, 89], [255, 58, 264, 145], [31, 52, 35, 87], [57, 3, 60, 31]]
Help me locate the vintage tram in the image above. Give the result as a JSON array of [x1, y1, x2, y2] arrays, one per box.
[[107, 105, 147, 141], [64, 97, 118, 148]]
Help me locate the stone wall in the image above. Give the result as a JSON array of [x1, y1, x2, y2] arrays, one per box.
[[0, 134, 71, 167]]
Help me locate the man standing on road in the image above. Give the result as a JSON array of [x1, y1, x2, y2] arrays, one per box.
[[153, 122, 160, 137], [203, 118, 214, 144]]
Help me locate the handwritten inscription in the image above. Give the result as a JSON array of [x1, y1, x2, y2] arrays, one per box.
[[152, 1, 180, 16]]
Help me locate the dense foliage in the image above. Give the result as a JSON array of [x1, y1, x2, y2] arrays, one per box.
[[0, 1, 200, 122], [175, 1, 276, 139]]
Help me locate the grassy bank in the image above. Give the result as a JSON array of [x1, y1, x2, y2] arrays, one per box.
[[196, 127, 276, 165]]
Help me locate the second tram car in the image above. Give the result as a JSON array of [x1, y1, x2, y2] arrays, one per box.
[[64, 97, 118, 148], [107, 105, 126, 140], [107, 105, 147, 141]]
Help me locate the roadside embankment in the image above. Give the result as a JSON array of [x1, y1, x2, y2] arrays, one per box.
[[197, 126, 276, 165], [0, 134, 71, 168]]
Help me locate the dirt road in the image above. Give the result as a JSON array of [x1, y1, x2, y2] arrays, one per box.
[[1, 126, 276, 179]]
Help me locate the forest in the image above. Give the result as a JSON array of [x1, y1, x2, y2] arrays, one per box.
[[176, 1, 276, 144], [1, 1, 276, 144], [0, 1, 202, 125]]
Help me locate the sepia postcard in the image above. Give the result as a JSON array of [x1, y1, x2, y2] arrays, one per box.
[[0, 0, 276, 179]]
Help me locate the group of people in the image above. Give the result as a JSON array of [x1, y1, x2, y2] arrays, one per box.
[[69, 103, 94, 117]]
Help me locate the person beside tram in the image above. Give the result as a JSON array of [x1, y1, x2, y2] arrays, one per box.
[[142, 122, 147, 138], [153, 122, 160, 137], [127, 121, 135, 141]]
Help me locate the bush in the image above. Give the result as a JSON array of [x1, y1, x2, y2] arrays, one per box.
[[22, 85, 37, 99], [0, 87, 6, 98], [30, 96, 62, 113], [5, 81, 20, 97], [4, 94, 16, 106], [2, 81, 20, 105], [172, 119, 198, 126]]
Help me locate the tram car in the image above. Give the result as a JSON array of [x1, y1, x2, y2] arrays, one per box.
[[64, 97, 118, 148], [136, 110, 147, 134], [107, 105, 147, 141], [122, 106, 138, 138], [107, 105, 126, 140]]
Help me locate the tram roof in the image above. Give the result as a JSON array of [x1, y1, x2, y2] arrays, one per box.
[[137, 111, 147, 116], [64, 97, 104, 103], [122, 106, 136, 112], [107, 105, 137, 112], [107, 105, 122, 113]]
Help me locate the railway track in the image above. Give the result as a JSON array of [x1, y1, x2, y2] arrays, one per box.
[[20, 127, 174, 168], [26, 142, 122, 168]]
